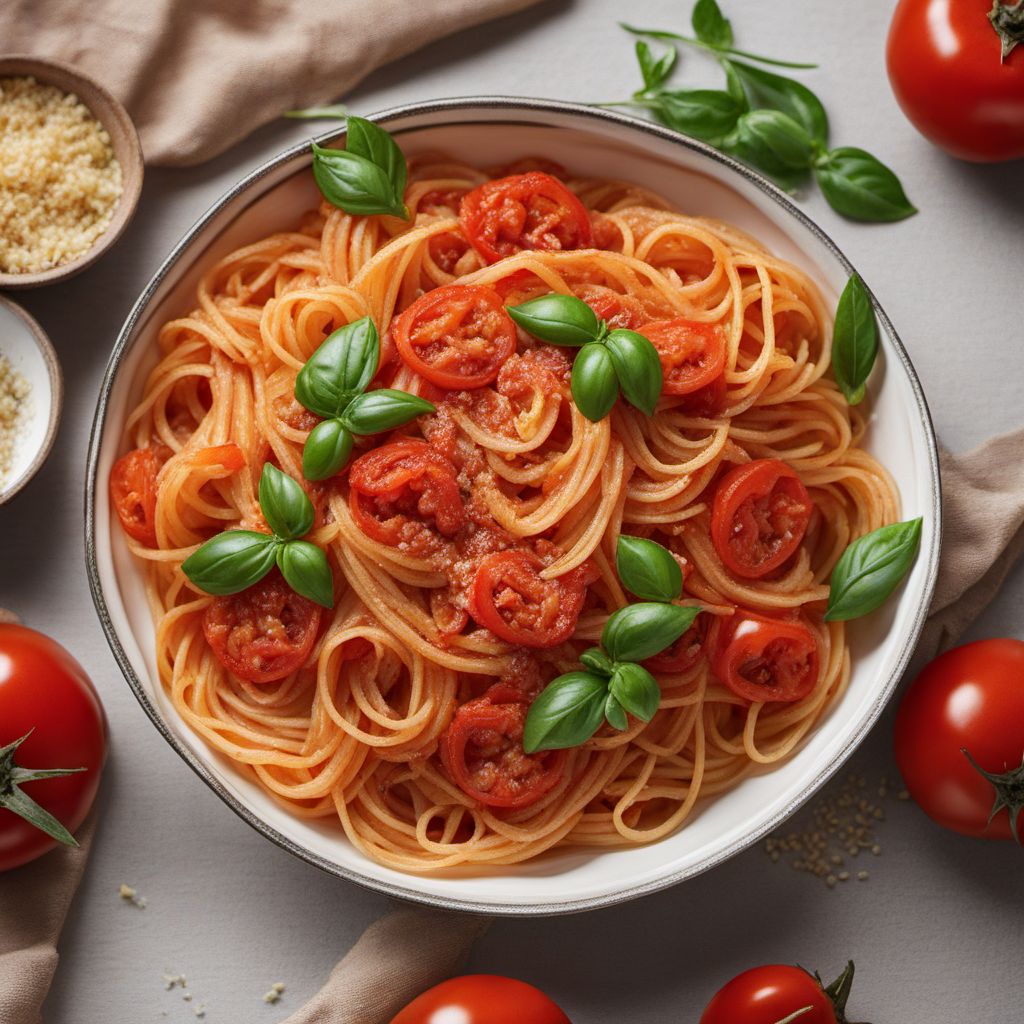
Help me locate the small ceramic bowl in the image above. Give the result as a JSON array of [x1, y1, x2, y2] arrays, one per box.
[[0, 55, 144, 289], [0, 296, 62, 504]]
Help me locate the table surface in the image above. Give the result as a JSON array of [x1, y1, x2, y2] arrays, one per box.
[[4, 2, 1023, 1021]]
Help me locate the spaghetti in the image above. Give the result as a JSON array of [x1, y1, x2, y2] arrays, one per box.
[[112, 150, 897, 872]]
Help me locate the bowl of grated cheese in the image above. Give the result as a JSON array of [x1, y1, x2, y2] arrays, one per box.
[[0, 56, 143, 288], [0, 295, 62, 504]]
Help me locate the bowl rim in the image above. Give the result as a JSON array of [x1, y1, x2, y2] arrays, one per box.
[[0, 54, 144, 289], [84, 95, 943, 916], [0, 294, 63, 505]]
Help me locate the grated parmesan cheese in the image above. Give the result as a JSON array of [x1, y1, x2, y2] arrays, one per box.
[[0, 76, 123, 274], [0, 350, 30, 486]]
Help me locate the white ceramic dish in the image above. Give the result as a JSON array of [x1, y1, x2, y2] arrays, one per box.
[[86, 98, 941, 916], [0, 296, 62, 504]]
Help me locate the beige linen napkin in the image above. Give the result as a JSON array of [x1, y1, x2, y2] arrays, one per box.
[[0, 0, 544, 166], [4, 434, 1024, 1024]]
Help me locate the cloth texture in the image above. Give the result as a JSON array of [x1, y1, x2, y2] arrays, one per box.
[[5, 431, 1024, 1022], [0, 0, 543, 166], [0, 814, 96, 1024]]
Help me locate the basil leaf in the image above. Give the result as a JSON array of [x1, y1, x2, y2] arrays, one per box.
[[302, 419, 354, 481], [345, 116, 408, 206], [724, 109, 815, 190], [339, 389, 435, 435], [602, 602, 700, 662], [616, 536, 683, 602], [647, 89, 744, 144], [284, 103, 348, 120], [311, 142, 407, 220], [832, 274, 877, 406], [258, 464, 314, 540], [580, 646, 615, 677], [277, 539, 334, 609], [605, 329, 663, 417], [814, 147, 917, 223], [604, 692, 628, 732], [522, 671, 610, 753], [635, 40, 678, 92], [571, 343, 619, 422], [506, 294, 601, 347], [609, 662, 661, 723], [824, 518, 923, 622], [295, 317, 380, 418], [181, 531, 278, 596], [726, 59, 829, 146], [691, 0, 733, 49], [723, 60, 748, 106]]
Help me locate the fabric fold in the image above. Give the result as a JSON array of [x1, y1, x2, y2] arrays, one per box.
[[0, 0, 545, 166]]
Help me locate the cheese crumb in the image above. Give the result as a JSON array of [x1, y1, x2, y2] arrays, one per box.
[[0, 351, 30, 487], [163, 974, 187, 991], [262, 982, 286, 1004], [0, 76, 123, 274], [119, 882, 147, 908]]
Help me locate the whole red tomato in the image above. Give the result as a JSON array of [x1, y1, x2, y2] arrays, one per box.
[[894, 638, 1024, 840], [390, 975, 570, 1024], [887, 0, 1024, 161], [0, 623, 107, 870], [700, 962, 857, 1024]]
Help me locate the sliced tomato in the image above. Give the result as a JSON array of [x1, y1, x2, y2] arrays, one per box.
[[427, 232, 472, 275], [678, 372, 727, 416], [711, 609, 820, 704], [417, 186, 468, 215], [109, 446, 169, 547], [202, 572, 321, 684], [348, 439, 465, 545], [577, 284, 647, 330], [459, 172, 593, 264], [393, 284, 516, 390], [644, 611, 709, 675], [441, 695, 566, 808], [640, 318, 727, 396], [468, 550, 591, 649], [711, 459, 813, 579]]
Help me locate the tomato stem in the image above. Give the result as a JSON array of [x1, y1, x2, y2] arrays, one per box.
[[0, 731, 86, 848], [962, 747, 1024, 843], [989, 0, 1024, 61]]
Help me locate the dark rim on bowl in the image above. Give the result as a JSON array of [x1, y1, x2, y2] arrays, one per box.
[[0, 55, 144, 289], [0, 295, 63, 505], [84, 97, 943, 916]]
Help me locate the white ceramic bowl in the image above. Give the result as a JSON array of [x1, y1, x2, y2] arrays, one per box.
[[0, 296, 62, 504], [86, 99, 941, 915]]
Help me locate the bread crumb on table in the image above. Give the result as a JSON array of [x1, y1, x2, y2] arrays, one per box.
[[0, 76, 123, 274], [262, 982, 286, 1005], [118, 882, 147, 908]]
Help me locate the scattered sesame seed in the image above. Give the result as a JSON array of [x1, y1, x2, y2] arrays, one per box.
[[858, 870, 869, 881], [898, 789, 910, 801], [163, 974, 187, 991]]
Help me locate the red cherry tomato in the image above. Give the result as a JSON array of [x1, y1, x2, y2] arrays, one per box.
[[469, 550, 591, 648], [887, 0, 1024, 162], [576, 284, 647, 330], [109, 446, 168, 546], [459, 172, 593, 264], [711, 460, 813, 579], [641, 318, 727, 396], [711, 609, 820, 704], [894, 638, 1024, 840], [393, 284, 517, 390], [390, 974, 571, 1024], [202, 573, 321, 684], [700, 964, 839, 1024], [644, 611, 709, 675], [441, 697, 567, 809], [348, 439, 466, 546], [0, 624, 107, 871]]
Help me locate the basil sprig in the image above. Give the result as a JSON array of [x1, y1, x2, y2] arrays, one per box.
[[606, 1, 916, 221], [311, 116, 409, 220], [507, 293, 663, 420], [294, 316, 434, 480], [523, 536, 699, 753], [284, 103, 348, 120], [182, 464, 334, 608], [824, 518, 923, 622], [832, 274, 878, 406]]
